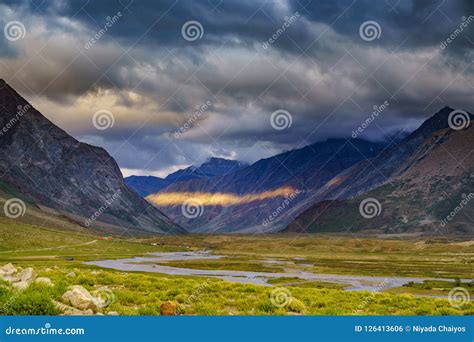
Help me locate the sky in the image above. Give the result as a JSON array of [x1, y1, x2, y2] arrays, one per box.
[[1, 0, 473, 177]]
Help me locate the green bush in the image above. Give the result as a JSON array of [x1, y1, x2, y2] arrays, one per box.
[[4, 291, 59, 315]]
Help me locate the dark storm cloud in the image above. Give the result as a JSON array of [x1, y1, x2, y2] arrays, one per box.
[[1, 0, 473, 175]]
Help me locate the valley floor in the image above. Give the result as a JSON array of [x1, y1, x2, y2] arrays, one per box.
[[0, 218, 472, 315]]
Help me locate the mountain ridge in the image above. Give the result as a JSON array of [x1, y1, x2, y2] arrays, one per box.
[[0, 79, 185, 235]]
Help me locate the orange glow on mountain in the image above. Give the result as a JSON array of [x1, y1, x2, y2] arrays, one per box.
[[146, 186, 297, 207]]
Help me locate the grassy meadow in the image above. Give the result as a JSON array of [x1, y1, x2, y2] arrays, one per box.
[[0, 217, 473, 315]]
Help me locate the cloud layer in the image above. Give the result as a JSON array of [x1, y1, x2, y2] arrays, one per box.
[[1, 0, 473, 176]]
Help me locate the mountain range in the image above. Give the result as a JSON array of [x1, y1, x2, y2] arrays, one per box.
[[125, 158, 245, 197], [1, 80, 472, 236], [142, 107, 473, 235]]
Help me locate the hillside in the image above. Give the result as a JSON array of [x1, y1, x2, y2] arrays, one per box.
[[0, 80, 185, 235], [286, 114, 474, 235]]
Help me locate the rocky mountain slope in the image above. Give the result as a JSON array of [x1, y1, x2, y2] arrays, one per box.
[[0, 80, 185, 235], [147, 139, 385, 233], [125, 157, 245, 197], [286, 108, 474, 235]]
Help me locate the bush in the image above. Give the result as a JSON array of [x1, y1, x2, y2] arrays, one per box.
[[4, 291, 59, 315]]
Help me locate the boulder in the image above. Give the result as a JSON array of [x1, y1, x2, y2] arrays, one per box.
[[16, 268, 36, 283], [54, 300, 92, 316], [66, 272, 76, 278], [160, 301, 177, 316], [62, 285, 99, 312], [0, 263, 17, 276], [2, 275, 18, 283], [35, 277, 53, 286], [12, 281, 29, 290]]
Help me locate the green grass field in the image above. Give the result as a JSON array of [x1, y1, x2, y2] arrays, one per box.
[[0, 216, 473, 315]]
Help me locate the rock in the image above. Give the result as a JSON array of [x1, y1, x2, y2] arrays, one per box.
[[54, 301, 91, 316], [16, 268, 36, 283], [107, 311, 119, 316], [160, 301, 177, 316], [12, 281, 29, 290], [0, 263, 17, 276], [35, 277, 53, 286], [1, 275, 18, 283], [66, 272, 76, 278], [62, 285, 99, 312]]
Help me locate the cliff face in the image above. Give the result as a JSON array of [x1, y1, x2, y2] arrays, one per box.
[[0, 80, 185, 235]]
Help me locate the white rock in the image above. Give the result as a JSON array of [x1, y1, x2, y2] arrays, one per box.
[[12, 281, 29, 290], [16, 268, 36, 283], [66, 272, 76, 278], [62, 285, 99, 312], [1, 275, 18, 283], [0, 263, 17, 276]]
